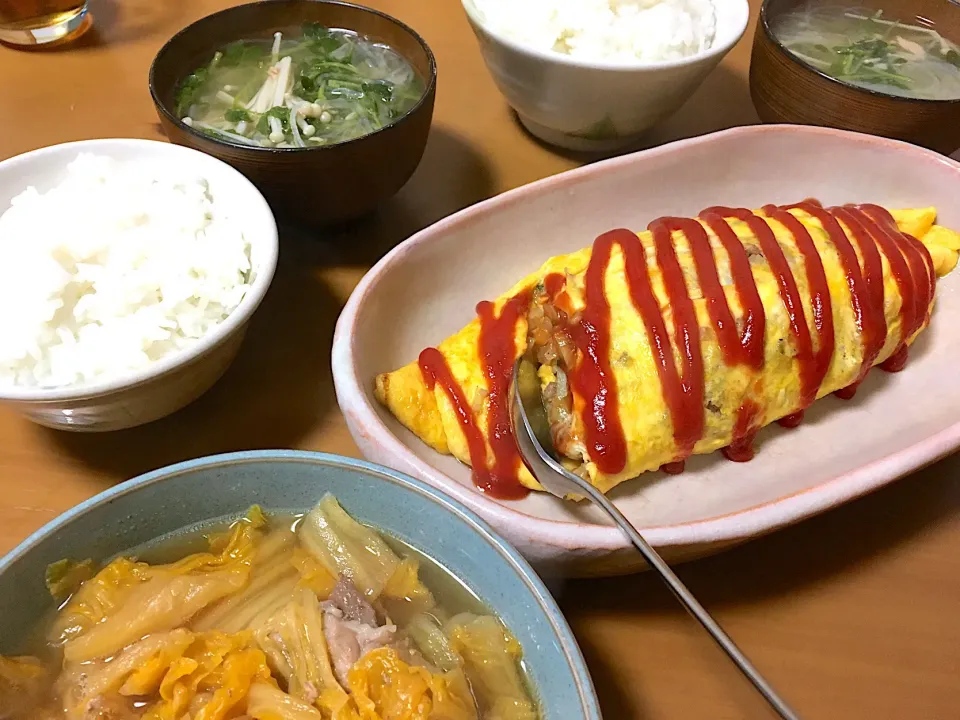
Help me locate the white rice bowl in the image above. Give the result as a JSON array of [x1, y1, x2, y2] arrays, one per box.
[[471, 0, 717, 63], [0, 153, 253, 389]]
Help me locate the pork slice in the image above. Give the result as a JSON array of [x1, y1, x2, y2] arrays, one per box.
[[328, 578, 378, 626], [322, 610, 361, 687], [321, 613, 404, 684], [354, 623, 397, 658], [322, 579, 422, 684]]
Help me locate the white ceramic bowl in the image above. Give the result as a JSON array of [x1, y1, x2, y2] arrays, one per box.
[[0, 139, 278, 432], [461, 0, 750, 151], [332, 124, 960, 575]]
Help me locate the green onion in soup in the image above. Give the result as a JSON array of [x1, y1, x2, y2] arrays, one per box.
[[175, 23, 425, 148]]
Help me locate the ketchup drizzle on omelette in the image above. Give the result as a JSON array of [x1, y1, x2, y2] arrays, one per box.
[[795, 202, 886, 397], [778, 411, 805, 428], [722, 400, 761, 463], [649, 218, 707, 458], [698, 211, 765, 369], [477, 294, 531, 498], [763, 205, 835, 407], [418, 348, 494, 491], [418, 293, 531, 500], [564, 229, 634, 474]]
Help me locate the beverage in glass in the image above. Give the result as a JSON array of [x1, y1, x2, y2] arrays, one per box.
[[0, 0, 90, 47]]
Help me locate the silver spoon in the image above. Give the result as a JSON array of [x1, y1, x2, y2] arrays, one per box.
[[510, 360, 800, 720]]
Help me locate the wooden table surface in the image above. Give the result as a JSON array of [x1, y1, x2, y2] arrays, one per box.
[[2, 1, 959, 718]]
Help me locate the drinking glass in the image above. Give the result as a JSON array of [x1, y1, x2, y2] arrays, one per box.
[[0, 0, 90, 47]]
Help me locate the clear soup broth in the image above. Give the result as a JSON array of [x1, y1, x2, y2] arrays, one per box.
[[176, 23, 425, 149], [0, 496, 540, 719], [774, 4, 960, 100]]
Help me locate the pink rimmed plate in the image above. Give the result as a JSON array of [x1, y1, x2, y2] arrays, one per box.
[[332, 125, 960, 575]]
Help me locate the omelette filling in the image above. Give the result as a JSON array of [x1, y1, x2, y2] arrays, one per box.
[[0, 497, 539, 720], [526, 282, 587, 475]]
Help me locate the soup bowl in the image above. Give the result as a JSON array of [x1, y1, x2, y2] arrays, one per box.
[[750, 0, 960, 154], [0, 450, 600, 719], [150, 0, 437, 225]]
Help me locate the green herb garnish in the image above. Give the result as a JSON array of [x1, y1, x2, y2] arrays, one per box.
[[220, 40, 267, 68], [225, 108, 252, 123], [175, 67, 209, 117], [256, 105, 291, 135], [829, 38, 912, 90]]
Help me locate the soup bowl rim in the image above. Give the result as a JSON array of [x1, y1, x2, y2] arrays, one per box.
[[148, 0, 439, 155], [0, 449, 601, 719], [758, 0, 960, 106]]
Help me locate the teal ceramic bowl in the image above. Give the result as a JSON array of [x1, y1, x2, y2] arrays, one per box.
[[0, 450, 599, 719]]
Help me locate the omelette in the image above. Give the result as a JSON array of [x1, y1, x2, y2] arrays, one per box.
[[375, 201, 960, 498]]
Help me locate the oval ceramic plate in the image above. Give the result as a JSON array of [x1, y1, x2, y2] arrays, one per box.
[[332, 125, 960, 575]]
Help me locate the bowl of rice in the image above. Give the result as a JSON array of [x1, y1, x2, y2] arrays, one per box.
[[0, 138, 278, 432], [462, 0, 750, 151]]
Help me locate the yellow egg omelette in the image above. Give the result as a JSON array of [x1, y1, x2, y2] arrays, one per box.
[[375, 202, 960, 497]]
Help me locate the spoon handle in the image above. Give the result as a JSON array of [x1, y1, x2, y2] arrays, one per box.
[[581, 482, 801, 720]]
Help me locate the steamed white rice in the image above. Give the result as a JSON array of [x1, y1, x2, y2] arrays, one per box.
[[0, 153, 252, 389], [473, 0, 717, 63]]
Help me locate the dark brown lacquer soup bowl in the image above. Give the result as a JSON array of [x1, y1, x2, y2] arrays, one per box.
[[149, 0, 437, 225], [751, 0, 960, 154]]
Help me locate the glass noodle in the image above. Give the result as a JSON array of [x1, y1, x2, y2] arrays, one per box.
[[175, 23, 425, 148], [0, 495, 540, 719], [774, 4, 960, 100]]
